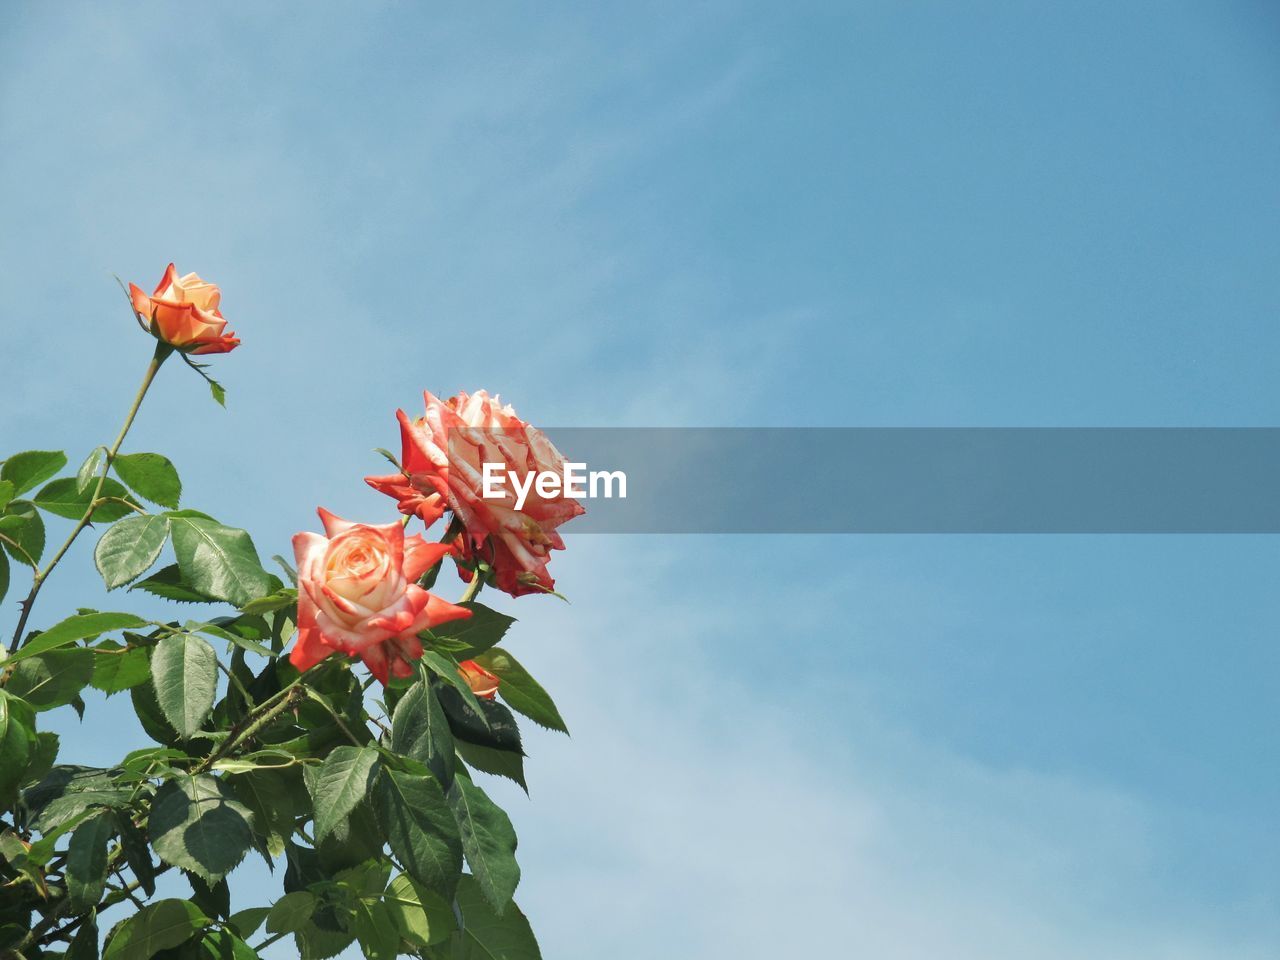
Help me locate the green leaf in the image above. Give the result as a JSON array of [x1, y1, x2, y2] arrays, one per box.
[[308, 745, 379, 842], [193, 930, 258, 960], [114, 453, 182, 509], [33, 476, 139, 522], [1, 450, 66, 496], [475, 648, 568, 734], [0, 693, 33, 804], [67, 909, 99, 960], [102, 898, 208, 960], [10, 611, 149, 663], [185, 619, 274, 657], [352, 899, 400, 960], [95, 514, 170, 589], [117, 814, 157, 897], [230, 767, 300, 858], [186, 872, 231, 920], [428, 602, 515, 660], [27, 766, 131, 834], [418, 651, 488, 718], [23, 730, 60, 787], [151, 633, 218, 738], [384, 873, 454, 947], [265, 891, 316, 935], [131, 564, 217, 603], [148, 775, 255, 883], [452, 875, 542, 960], [438, 686, 523, 754], [374, 766, 462, 899], [66, 811, 114, 912], [238, 589, 297, 616], [391, 680, 455, 786], [168, 514, 272, 606], [454, 740, 528, 793], [0, 548, 8, 607], [0, 480, 13, 512], [7, 648, 94, 710], [226, 907, 270, 940], [1, 500, 44, 566], [448, 777, 520, 913], [90, 642, 151, 694], [77, 447, 108, 495], [208, 379, 226, 408]]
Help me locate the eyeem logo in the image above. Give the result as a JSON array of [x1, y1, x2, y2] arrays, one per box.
[[482, 462, 626, 510]]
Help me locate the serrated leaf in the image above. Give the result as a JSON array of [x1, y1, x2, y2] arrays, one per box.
[[90, 642, 151, 694], [453, 875, 541, 960], [231, 767, 300, 858], [131, 564, 216, 603], [438, 685, 523, 754], [226, 906, 270, 940], [168, 514, 272, 606], [375, 767, 462, 899], [454, 740, 527, 793], [77, 447, 107, 495], [67, 909, 98, 960], [114, 453, 182, 509], [34, 476, 139, 522], [102, 898, 208, 960], [10, 611, 149, 663], [0, 480, 13, 512], [0, 548, 8, 607], [22, 730, 59, 787], [95, 514, 170, 589], [151, 633, 217, 738], [427, 602, 514, 659], [385, 873, 454, 947], [117, 814, 156, 897], [308, 745, 378, 842], [448, 776, 520, 913], [353, 899, 400, 960], [1, 500, 44, 566], [7, 648, 94, 710], [1, 450, 66, 496], [0, 694, 33, 804], [391, 680, 455, 786], [475, 647, 568, 734], [418, 651, 488, 718], [266, 891, 316, 935], [148, 775, 255, 883], [66, 811, 114, 912]]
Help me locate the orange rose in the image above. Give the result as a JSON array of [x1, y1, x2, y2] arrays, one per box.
[[128, 263, 240, 355], [458, 660, 500, 699], [289, 508, 471, 684], [366, 390, 584, 597]]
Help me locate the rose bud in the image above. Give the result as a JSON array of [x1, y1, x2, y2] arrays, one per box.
[[289, 507, 471, 684], [366, 390, 584, 597], [128, 263, 240, 355], [458, 660, 500, 699]]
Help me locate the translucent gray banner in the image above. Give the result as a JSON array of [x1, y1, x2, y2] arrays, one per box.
[[459, 428, 1280, 533]]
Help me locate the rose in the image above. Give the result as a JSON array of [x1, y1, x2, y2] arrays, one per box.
[[289, 507, 471, 683], [128, 263, 240, 354], [458, 660, 500, 699], [366, 390, 584, 597]]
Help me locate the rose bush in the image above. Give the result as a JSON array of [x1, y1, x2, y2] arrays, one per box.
[[366, 390, 585, 597], [0, 269, 573, 959]]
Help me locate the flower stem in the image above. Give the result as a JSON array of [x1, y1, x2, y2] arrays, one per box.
[[8, 342, 173, 653]]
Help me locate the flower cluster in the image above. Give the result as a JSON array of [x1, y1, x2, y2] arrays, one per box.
[[130, 266, 584, 686]]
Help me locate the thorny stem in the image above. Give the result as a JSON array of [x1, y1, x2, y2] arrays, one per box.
[[8, 342, 172, 653]]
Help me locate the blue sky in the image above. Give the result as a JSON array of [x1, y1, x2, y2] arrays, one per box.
[[2, 2, 1278, 957]]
